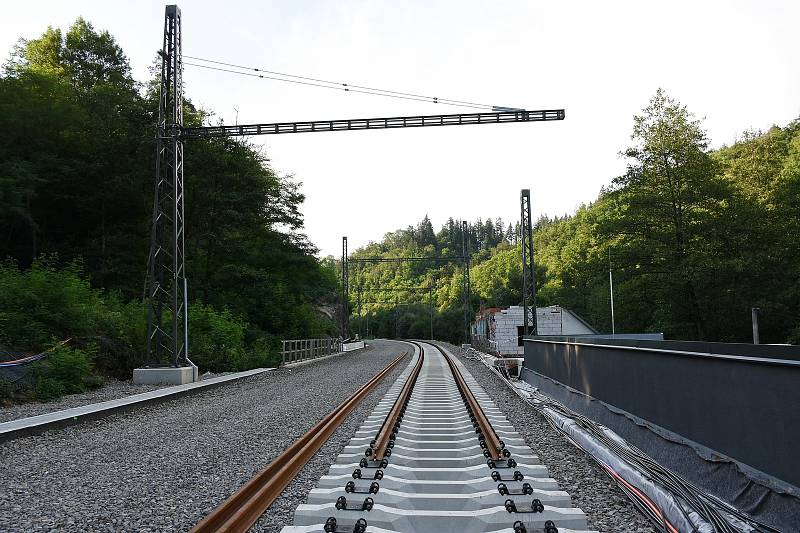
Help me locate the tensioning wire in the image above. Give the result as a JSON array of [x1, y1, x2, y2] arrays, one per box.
[[183, 55, 506, 111]]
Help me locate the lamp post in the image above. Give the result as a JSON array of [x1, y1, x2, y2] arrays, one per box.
[[752, 308, 760, 345], [609, 247, 616, 336]]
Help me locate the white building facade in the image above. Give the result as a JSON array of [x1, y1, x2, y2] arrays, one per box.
[[473, 305, 597, 356]]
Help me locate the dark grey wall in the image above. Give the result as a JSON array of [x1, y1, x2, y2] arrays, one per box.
[[523, 337, 800, 489], [535, 336, 800, 360]]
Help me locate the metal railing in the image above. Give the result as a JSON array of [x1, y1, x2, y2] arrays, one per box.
[[281, 337, 342, 365]]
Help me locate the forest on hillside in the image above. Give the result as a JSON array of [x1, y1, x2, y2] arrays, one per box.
[[0, 19, 339, 398], [350, 91, 800, 345]]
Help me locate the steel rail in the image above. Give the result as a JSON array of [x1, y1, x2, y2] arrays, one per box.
[[191, 350, 409, 533], [371, 343, 424, 460], [429, 342, 504, 460]]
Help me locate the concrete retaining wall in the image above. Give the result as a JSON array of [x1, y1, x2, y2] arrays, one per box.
[[523, 337, 800, 489]]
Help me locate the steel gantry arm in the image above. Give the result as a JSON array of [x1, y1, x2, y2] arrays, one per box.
[[181, 109, 564, 139], [349, 256, 465, 264], [358, 287, 435, 291], [147, 5, 565, 368]]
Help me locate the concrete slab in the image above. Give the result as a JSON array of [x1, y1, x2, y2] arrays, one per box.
[[343, 341, 366, 351], [291, 502, 589, 532], [281, 526, 400, 533], [305, 486, 574, 510], [316, 473, 561, 492], [0, 368, 270, 443], [327, 462, 547, 481], [133, 366, 194, 385]]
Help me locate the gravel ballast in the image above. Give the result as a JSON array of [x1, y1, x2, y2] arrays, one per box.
[[250, 367, 398, 532], [442, 343, 658, 533], [0, 340, 411, 533]]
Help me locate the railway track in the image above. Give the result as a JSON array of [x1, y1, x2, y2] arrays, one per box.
[[196, 341, 597, 533]]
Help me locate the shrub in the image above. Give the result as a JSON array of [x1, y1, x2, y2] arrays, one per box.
[[93, 296, 147, 378], [230, 333, 280, 370], [0, 258, 280, 393], [187, 304, 248, 372], [0, 258, 149, 380], [0, 379, 15, 402], [0, 257, 104, 351], [33, 378, 66, 401], [788, 325, 800, 345], [32, 344, 103, 400]]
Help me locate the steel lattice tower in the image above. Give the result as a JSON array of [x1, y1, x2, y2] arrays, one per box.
[[462, 220, 472, 343], [140, 5, 563, 366], [146, 5, 187, 367], [341, 236, 349, 338], [520, 189, 538, 337]]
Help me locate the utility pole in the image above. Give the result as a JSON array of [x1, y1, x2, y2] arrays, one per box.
[[752, 308, 760, 345], [395, 295, 400, 339], [520, 189, 538, 337], [462, 220, 472, 344], [145, 4, 187, 370], [357, 285, 362, 339], [429, 285, 434, 340], [609, 247, 616, 335], [341, 236, 349, 339]]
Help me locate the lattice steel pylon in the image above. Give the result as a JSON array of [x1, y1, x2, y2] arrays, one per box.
[[520, 189, 538, 337], [341, 236, 349, 339], [142, 5, 564, 365], [146, 5, 187, 367], [462, 220, 472, 343]]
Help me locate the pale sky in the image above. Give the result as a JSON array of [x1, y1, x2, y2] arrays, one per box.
[[3, 1, 799, 257]]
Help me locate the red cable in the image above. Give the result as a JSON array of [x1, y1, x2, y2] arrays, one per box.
[[0, 338, 72, 366], [600, 462, 680, 533]]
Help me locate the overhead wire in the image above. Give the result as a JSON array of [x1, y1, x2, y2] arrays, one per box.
[[182, 55, 508, 111], [183, 61, 488, 110]]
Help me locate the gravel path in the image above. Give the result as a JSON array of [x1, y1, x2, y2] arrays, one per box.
[[0, 380, 166, 423], [442, 343, 657, 533], [0, 340, 411, 533]]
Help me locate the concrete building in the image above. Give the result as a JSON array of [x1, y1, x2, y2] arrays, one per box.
[[473, 305, 598, 356]]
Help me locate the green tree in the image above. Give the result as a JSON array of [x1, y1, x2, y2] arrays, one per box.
[[1, 18, 340, 382], [600, 89, 729, 339]]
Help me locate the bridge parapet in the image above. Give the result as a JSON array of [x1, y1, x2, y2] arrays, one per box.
[[522, 336, 800, 530]]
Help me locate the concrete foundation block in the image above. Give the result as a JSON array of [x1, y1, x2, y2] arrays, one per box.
[[133, 366, 194, 385], [342, 341, 365, 352]]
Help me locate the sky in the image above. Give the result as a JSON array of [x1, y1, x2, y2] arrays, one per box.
[[3, 1, 799, 257]]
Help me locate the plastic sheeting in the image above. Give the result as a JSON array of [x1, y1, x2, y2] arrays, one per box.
[[520, 367, 799, 532]]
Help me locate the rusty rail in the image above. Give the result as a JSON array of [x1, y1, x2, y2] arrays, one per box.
[[433, 342, 504, 460], [370, 343, 424, 460], [191, 350, 409, 533]]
